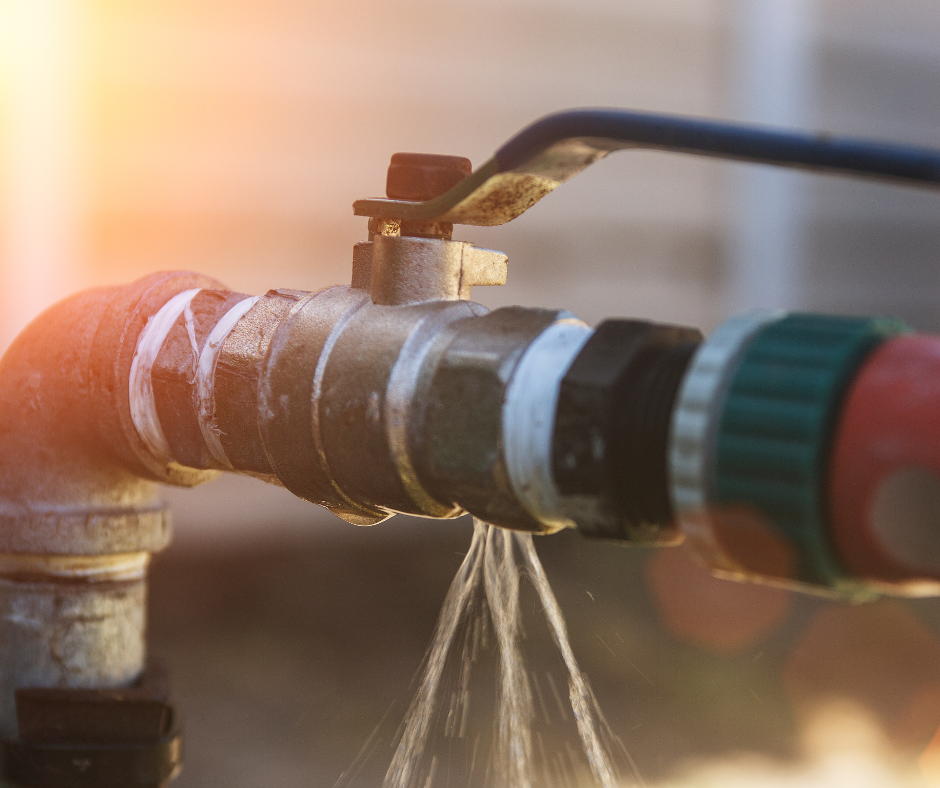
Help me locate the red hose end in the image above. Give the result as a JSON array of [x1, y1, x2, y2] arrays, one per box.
[[829, 334, 940, 593]]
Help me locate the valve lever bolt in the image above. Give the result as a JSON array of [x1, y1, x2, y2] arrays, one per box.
[[385, 152, 472, 202]]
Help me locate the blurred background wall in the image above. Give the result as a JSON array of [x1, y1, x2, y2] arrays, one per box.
[[2, 1, 940, 786]]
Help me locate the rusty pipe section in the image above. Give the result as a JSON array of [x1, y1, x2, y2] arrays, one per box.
[[0, 267, 574, 736], [130, 271, 697, 536], [125, 276, 578, 530], [0, 272, 220, 739]]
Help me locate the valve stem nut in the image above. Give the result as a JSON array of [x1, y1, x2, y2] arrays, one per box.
[[385, 153, 472, 201]]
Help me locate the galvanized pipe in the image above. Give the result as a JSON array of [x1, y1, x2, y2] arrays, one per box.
[[0, 558, 148, 739], [0, 268, 536, 735], [0, 271, 220, 738], [129, 278, 577, 529]]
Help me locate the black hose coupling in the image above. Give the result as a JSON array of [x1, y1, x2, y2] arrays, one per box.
[[552, 319, 702, 543]]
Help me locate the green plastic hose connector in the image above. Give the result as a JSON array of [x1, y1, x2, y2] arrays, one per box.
[[714, 313, 910, 592]]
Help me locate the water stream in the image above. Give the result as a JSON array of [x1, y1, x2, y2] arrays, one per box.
[[381, 519, 634, 788]]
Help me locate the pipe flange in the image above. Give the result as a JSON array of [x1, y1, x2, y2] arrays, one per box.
[[0, 508, 170, 555]]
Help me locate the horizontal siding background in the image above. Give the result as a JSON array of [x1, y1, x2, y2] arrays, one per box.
[[83, 0, 726, 331], [807, 0, 940, 328]]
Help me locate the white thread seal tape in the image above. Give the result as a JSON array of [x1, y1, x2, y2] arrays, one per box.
[[195, 296, 260, 468], [129, 288, 202, 467], [503, 318, 593, 530]]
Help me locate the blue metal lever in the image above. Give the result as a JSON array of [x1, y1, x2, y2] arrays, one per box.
[[353, 107, 940, 226]]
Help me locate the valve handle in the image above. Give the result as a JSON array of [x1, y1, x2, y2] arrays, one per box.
[[353, 107, 940, 227]]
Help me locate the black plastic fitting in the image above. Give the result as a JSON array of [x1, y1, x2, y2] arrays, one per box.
[[1, 663, 181, 788], [552, 319, 702, 543]]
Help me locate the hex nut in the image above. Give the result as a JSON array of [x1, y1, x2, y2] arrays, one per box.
[[386, 153, 472, 201]]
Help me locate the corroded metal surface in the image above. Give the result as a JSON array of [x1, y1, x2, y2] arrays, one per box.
[[370, 236, 507, 305], [0, 271, 221, 739], [0, 508, 170, 555], [151, 288, 250, 470], [214, 289, 309, 476], [416, 307, 566, 531], [257, 286, 385, 524], [0, 577, 146, 739], [0, 259, 588, 742], [91, 271, 226, 489], [317, 299, 484, 517]]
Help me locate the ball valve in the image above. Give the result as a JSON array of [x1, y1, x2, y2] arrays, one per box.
[[2, 108, 940, 787], [352, 108, 940, 599]]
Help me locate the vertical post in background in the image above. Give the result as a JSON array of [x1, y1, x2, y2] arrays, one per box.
[[0, 0, 83, 350], [725, 0, 816, 313]]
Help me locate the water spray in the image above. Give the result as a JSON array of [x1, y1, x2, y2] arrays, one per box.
[[2, 108, 940, 786]]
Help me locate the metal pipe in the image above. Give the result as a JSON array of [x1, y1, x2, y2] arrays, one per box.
[[0, 238, 702, 741], [0, 271, 220, 738]]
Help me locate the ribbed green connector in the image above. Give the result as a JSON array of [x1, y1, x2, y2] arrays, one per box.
[[714, 313, 910, 593]]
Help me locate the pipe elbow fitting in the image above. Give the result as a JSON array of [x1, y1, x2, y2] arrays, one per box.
[[0, 271, 226, 556]]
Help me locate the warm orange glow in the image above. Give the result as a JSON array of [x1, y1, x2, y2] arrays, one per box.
[[2, 4, 940, 784], [920, 724, 940, 786], [646, 543, 792, 653], [669, 702, 923, 788], [0, 0, 83, 347], [784, 602, 940, 755]]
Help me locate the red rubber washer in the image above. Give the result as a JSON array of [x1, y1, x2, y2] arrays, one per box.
[[828, 334, 940, 591]]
